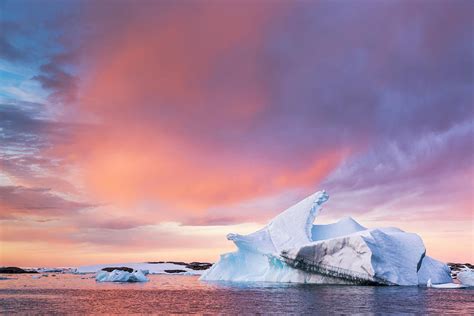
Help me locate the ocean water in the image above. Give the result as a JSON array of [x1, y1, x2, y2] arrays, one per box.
[[1, 274, 473, 314]]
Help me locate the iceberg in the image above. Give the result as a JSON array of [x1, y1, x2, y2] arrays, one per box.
[[200, 190, 452, 285], [457, 267, 474, 286], [96, 268, 148, 282], [427, 278, 467, 289], [417, 256, 453, 285]]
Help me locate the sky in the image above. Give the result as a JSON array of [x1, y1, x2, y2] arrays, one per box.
[[0, 0, 473, 267]]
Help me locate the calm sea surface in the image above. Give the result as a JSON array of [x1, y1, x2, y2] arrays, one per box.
[[1, 274, 473, 314]]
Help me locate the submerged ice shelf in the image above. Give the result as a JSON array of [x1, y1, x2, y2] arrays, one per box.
[[200, 190, 452, 285]]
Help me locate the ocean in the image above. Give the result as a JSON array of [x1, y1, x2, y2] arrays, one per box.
[[1, 274, 473, 314]]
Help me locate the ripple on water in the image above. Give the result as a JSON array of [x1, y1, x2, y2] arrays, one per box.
[[0, 274, 473, 314]]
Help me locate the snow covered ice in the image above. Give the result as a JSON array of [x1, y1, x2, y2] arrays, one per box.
[[96, 269, 148, 282], [75, 262, 208, 276], [200, 190, 452, 285]]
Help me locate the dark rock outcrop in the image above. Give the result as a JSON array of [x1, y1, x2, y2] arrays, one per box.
[[101, 267, 134, 273], [164, 269, 187, 273], [0, 267, 38, 274], [186, 262, 213, 270], [147, 261, 187, 265], [146, 261, 213, 271], [166, 261, 187, 266], [448, 262, 474, 270]]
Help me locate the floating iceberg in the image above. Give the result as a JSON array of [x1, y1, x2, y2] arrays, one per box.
[[96, 268, 148, 282], [457, 267, 474, 286], [200, 190, 452, 285]]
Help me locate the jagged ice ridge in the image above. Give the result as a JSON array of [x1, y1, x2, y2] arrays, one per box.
[[200, 190, 452, 285]]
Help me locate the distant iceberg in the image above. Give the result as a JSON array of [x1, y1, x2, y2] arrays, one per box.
[[457, 267, 474, 286], [200, 190, 452, 285], [76, 262, 210, 275], [96, 268, 148, 282]]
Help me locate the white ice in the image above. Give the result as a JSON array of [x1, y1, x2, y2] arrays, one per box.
[[35, 268, 65, 273], [96, 269, 148, 282], [457, 267, 474, 286], [75, 262, 206, 275], [200, 190, 452, 286], [417, 256, 452, 285]]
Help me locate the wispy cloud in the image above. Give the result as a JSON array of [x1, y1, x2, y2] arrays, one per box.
[[0, 185, 95, 219]]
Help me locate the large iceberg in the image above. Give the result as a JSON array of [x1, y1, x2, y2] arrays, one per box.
[[200, 190, 452, 285]]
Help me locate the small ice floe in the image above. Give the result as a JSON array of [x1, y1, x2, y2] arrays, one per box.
[[32, 275, 41, 279], [95, 267, 148, 282], [427, 278, 466, 289], [36, 268, 65, 273]]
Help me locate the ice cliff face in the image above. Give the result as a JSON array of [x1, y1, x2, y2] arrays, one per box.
[[200, 190, 452, 285]]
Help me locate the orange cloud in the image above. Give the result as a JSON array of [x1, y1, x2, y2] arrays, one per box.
[[80, 2, 282, 125], [61, 127, 349, 214], [45, 2, 351, 217]]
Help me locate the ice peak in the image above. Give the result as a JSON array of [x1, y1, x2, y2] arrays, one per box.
[[315, 190, 329, 206], [265, 190, 329, 252], [223, 190, 329, 255]]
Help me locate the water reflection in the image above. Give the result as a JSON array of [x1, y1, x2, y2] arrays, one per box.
[[1, 274, 473, 314]]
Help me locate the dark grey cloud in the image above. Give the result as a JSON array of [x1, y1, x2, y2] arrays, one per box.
[[32, 61, 77, 103], [0, 103, 56, 186], [0, 102, 76, 181], [0, 102, 51, 150]]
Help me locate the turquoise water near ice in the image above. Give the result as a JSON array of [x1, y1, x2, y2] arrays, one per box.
[[1, 274, 473, 314]]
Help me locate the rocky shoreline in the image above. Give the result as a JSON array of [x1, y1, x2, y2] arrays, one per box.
[[147, 261, 213, 271], [0, 267, 38, 274]]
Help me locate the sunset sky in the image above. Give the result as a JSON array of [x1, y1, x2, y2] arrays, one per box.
[[0, 0, 473, 267]]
